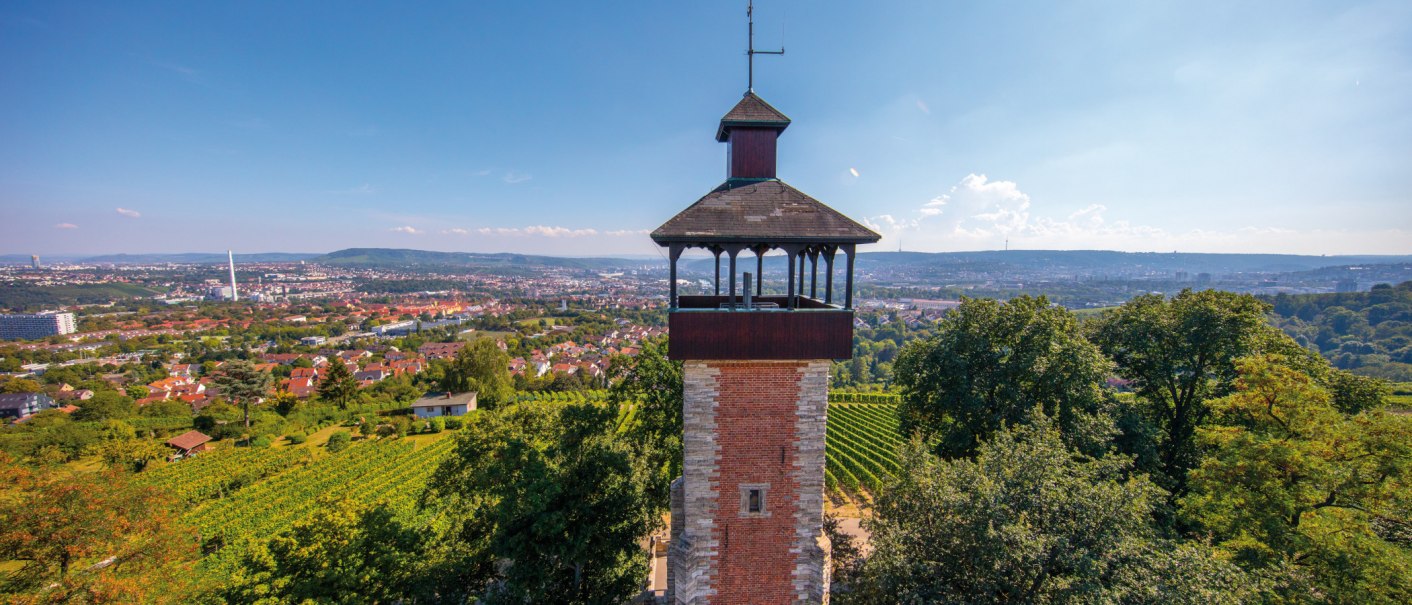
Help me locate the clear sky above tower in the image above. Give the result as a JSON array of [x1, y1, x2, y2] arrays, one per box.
[[2, 1, 1409, 256]]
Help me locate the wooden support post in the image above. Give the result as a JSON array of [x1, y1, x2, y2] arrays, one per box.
[[669, 245, 684, 309], [755, 248, 764, 297], [713, 249, 722, 297], [809, 249, 819, 300], [797, 251, 806, 296], [728, 248, 738, 306], [844, 244, 856, 310], [824, 246, 836, 305], [785, 246, 797, 309]]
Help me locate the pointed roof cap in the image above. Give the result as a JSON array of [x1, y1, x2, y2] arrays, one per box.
[[716, 91, 791, 141], [651, 179, 881, 245]]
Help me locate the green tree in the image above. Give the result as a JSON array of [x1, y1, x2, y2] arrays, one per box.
[[426, 403, 656, 604], [893, 296, 1116, 458], [0, 454, 197, 602], [212, 359, 273, 434], [72, 391, 137, 422], [94, 438, 169, 473], [845, 414, 1252, 604], [317, 361, 359, 409], [326, 430, 352, 453], [1180, 356, 1412, 603], [1089, 289, 1278, 497], [439, 338, 512, 407], [225, 498, 425, 604], [0, 377, 43, 394], [607, 338, 683, 509]]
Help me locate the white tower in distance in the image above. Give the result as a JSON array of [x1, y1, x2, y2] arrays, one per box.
[[228, 250, 239, 302]]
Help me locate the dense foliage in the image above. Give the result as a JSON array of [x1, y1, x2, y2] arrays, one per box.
[[1267, 281, 1412, 381], [894, 295, 1117, 458], [424, 403, 658, 604], [844, 416, 1252, 604]]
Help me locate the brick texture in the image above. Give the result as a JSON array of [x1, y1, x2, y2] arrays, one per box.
[[670, 360, 831, 605]]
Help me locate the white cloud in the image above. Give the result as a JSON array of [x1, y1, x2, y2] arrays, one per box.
[[849, 167, 860, 178], [389, 226, 422, 235], [54, 223, 78, 229], [473, 225, 650, 238], [915, 98, 930, 114], [115, 208, 141, 218], [503, 171, 532, 184], [441, 227, 470, 235], [329, 183, 376, 195], [866, 173, 1400, 254]]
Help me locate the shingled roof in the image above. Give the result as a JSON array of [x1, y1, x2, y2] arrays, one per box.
[[165, 429, 211, 451], [716, 92, 791, 141], [651, 179, 881, 245]]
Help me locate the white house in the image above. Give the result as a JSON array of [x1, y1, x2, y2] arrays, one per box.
[[410, 392, 477, 418]]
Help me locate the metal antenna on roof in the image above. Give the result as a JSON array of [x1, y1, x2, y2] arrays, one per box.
[[747, 0, 784, 92]]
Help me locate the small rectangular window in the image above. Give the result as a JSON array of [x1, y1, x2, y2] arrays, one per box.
[[740, 483, 768, 517]]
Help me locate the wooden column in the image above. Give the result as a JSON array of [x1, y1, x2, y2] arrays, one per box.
[[755, 247, 765, 297], [713, 248, 722, 296], [785, 246, 797, 309], [843, 244, 856, 310], [808, 249, 819, 299], [669, 245, 684, 309], [728, 248, 739, 306], [797, 251, 806, 295], [824, 247, 836, 305]]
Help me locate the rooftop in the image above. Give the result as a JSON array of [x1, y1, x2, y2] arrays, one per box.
[[651, 179, 880, 245], [716, 91, 791, 141]]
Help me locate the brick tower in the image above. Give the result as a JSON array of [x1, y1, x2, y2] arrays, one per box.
[[652, 91, 879, 604]]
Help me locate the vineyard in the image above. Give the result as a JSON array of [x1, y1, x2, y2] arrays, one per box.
[[144, 436, 457, 574], [824, 402, 903, 499], [513, 389, 611, 404], [140, 399, 904, 578]]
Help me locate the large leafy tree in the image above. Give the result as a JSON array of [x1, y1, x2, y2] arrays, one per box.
[[893, 295, 1116, 458], [1088, 289, 1278, 496], [844, 414, 1252, 604], [316, 360, 359, 409], [607, 338, 683, 509], [212, 358, 273, 432], [439, 338, 513, 407], [1181, 356, 1412, 603], [225, 498, 427, 604], [0, 454, 197, 602], [425, 403, 657, 604]]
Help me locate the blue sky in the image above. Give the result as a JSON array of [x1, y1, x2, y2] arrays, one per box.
[[2, 1, 1409, 257]]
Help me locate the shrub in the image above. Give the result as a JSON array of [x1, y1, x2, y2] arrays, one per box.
[[250, 435, 273, 448], [428, 416, 446, 433], [444, 417, 464, 430], [392, 416, 411, 438], [327, 430, 352, 453], [286, 432, 307, 445]]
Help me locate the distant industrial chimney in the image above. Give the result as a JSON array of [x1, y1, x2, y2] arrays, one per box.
[[228, 250, 239, 302]]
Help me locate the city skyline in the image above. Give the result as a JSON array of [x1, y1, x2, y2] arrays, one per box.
[[2, 1, 1409, 257]]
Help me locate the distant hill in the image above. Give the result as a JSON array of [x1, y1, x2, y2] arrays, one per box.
[[853, 250, 1412, 275], [314, 248, 648, 271], [1266, 281, 1412, 382], [681, 250, 1412, 276], [80, 252, 320, 264]]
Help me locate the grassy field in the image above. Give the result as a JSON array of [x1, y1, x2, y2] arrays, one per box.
[[457, 329, 516, 342], [1389, 382, 1412, 412]]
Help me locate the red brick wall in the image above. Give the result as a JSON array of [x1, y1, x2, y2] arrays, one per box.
[[710, 362, 804, 603]]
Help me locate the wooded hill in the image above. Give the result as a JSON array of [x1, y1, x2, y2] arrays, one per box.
[[1267, 281, 1412, 381]]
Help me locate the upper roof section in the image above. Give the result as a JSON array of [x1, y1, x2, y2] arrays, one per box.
[[650, 179, 881, 245], [716, 91, 791, 142]]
